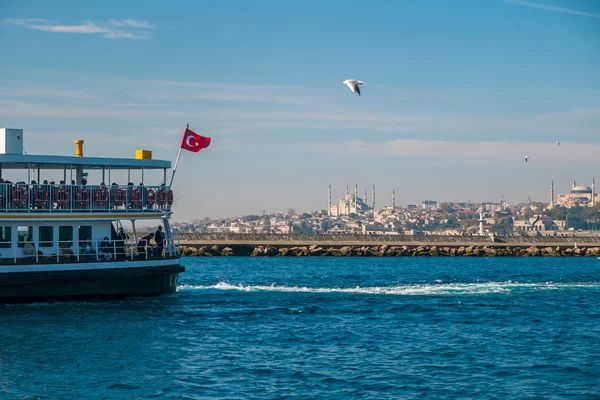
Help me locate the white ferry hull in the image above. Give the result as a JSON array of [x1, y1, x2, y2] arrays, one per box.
[[0, 260, 184, 303]]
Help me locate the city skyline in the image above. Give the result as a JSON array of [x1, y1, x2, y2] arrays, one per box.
[[0, 0, 599, 220]]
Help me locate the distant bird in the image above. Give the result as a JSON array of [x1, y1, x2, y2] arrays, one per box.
[[529, 215, 540, 228], [342, 79, 364, 96], [525, 156, 529, 163], [556, 141, 560, 146]]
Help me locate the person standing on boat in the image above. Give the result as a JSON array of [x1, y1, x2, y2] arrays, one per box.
[[116, 227, 129, 260], [155, 225, 165, 258]]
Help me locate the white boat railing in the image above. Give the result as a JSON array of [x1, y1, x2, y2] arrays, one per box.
[[9, 237, 180, 264], [0, 183, 174, 213]]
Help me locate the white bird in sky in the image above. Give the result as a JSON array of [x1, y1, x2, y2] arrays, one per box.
[[525, 156, 529, 163], [556, 141, 560, 146], [342, 79, 364, 96]]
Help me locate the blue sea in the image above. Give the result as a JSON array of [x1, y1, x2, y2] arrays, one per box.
[[1, 257, 600, 399]]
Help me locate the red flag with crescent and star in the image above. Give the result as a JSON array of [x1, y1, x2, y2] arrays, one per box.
[[180, 127, 211, 152]]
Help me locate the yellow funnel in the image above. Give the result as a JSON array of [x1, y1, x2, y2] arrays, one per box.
[[75, 140, 84, 157]]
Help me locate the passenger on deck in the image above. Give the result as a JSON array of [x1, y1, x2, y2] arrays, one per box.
[[99, 237, 113, 261], [29, 180, 37, 209], [127, 182, 134, 209], [155, 226, 165, 257], [82, 238, 96, 260], [59, 242, 75, 262], [137, 233, 155, 258]]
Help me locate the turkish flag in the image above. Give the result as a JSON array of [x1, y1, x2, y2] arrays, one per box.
[[180, 127, 211, 152]]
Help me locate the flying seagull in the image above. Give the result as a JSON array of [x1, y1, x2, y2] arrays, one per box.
[[556, 141, 560, 146], [342, 79, 364, 96], [529, 215, 540, 228], [525, 156, 529, 162]]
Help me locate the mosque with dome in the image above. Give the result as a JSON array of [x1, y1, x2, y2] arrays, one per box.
[[328, 183, 382, 216], [553, 178, 598, 208]]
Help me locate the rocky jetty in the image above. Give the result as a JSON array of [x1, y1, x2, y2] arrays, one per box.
[[178, 244, 600, 257]]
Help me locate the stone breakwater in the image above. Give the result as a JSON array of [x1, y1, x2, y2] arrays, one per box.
[[178, 244, 600, 257], [174, 233, 600, 257]]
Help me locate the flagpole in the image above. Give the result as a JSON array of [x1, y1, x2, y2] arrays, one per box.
[[169, 123, 187, 188]]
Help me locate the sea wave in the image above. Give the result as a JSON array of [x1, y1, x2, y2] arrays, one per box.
[[177, 281, 600, 296]]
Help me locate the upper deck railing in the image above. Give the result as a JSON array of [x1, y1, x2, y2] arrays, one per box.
[[0, 183, 174, 213]]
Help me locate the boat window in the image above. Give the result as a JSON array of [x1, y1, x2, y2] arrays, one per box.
[[0, 226, 11, 248], [79, 226, 92, 243], [59, 226, 74, 242], [17, 226, 33, 248], [39, 226, 54, 248]]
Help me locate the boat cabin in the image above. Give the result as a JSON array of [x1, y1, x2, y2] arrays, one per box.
[[0, 128, 179, 265]]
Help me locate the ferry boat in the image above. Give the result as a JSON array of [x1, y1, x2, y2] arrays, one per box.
[[0, 128, 183, 303]]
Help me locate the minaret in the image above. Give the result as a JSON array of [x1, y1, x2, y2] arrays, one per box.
[[573, 178, 576, 189], [354, 182, 358, 205], [392, 189, 396, 209], [550, 179, 555, 207], [346, 184, 348, 196], [328, 183, 332, 216], [364, 189, 367, 204], [372, 184, 375, 209], [593, 177, 596, 206]]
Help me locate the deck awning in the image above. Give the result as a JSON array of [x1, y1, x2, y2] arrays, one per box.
[[0, 154, 171, 170]]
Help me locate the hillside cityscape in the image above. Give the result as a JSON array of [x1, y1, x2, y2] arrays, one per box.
[[173, 179, 600, 236]]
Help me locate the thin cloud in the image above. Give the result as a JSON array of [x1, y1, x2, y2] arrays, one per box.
[[501, 0, 600, 19], [0, 88, 100, 100], [3, 18, 48, 25], [2, 18, 153, 39], [108, 19, 155, 29]]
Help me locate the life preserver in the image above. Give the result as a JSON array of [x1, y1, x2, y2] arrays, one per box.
[[55, 187, 69, 206], [167, 189, 174, 206], [95, 187, 108, 207], [131, 189, 142, 205], [33, 188, 49, 207], [12, 187, 28, 207], [145, 189, 156, 207], [157, 189, 168, 206], [76, 188, 90, 206], [113, 189, 126, 206]]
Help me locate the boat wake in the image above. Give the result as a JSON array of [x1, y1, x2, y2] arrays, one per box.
[[177, 281, 600, 296]]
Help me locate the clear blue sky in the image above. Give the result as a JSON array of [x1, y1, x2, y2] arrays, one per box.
[[1, 0, 599, 220]]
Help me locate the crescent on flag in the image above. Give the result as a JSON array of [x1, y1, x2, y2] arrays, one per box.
[[186, 135, 196, 148]]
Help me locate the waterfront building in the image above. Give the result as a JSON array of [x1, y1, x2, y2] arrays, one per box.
[[513, 216, 560, 234]]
